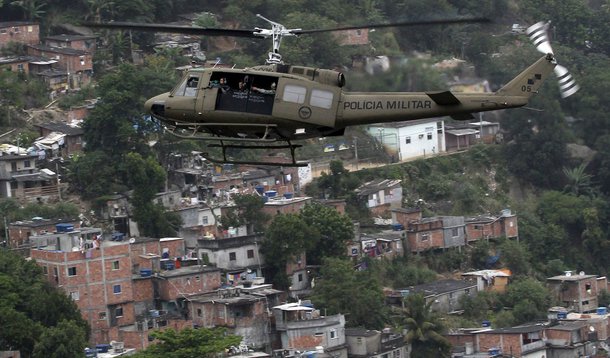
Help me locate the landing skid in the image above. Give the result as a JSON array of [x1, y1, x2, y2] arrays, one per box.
[[205, 141, 308, 167], [161, 122, 308, 167]]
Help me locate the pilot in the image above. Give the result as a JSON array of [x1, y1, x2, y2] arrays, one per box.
[[252, 82, 276, 95]]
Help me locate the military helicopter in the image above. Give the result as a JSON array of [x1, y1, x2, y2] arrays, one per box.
[[87, 18, 578, 166]]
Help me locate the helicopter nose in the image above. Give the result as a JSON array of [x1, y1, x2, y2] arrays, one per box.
[[145, 93, 169, 117]]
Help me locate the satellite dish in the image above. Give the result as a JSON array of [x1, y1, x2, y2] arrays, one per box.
[[580, 271, 585, 276], [129, 237, 136, 244], [589, 325, 596, 332]]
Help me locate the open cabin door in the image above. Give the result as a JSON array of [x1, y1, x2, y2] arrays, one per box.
[[206, 72, 277, 115]]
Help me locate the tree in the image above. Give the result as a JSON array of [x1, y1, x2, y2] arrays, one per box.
[[0, 249, 88, 356], [501, 277, 551, 325], [401, 293, 451, 358], [311, 257, 387, 330], [300, 202, 354, 265], [32, 320, 87, 358], [261, 214, 317, 289], [132, 327, 241, 358], [221, 194, 270, 235]]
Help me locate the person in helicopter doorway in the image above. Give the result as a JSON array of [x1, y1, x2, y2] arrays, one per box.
[[252, 82, 276, 95]]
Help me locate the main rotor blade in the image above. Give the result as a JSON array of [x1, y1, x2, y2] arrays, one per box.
[[84, 17, 489, 38], [293, 17, 490, 35], [83, 22, 262, 38]]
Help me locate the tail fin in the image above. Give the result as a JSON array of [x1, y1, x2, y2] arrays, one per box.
[[496, 54, 556, 97]]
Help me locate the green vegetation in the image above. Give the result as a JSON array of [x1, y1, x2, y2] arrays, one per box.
[[131, 327, 241, 358], [0, 249, 89, 357]]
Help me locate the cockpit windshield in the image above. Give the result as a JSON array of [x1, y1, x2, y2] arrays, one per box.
[[173, 74, 200, 97]]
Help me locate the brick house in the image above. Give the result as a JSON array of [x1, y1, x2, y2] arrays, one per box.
[[0, 22, 39, 48], [547, 271, 604, 313], [391, 207, 422, 229], [0, 56, 31, 73], [464, 209, 519, 242], [31, 235, 222, 350], [545, 320, 596, 358], [473, 324, 547, 357], [405, 217, 445, 253], [27, 44, 93, 89], [262, 196, 312, 217], [44, 34, 97, 54], [33, 122, 84, 158]]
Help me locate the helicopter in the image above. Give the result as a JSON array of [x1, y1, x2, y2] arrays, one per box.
[[86, 18, 578, 166]]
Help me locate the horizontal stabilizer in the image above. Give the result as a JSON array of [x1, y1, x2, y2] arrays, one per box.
[[427, 91, 461, 105]]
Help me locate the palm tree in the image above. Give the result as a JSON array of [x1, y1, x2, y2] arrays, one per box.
[[401, 293, 451, 358], [562, 162, 593, 196], [10, 0, 45, 21]]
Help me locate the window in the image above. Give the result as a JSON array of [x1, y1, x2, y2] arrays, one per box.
[[197, 308, 203, 317], [247, 249, 254, 259], [202, 216, 209, 225], [218, 307, 225, 319], [405, 136, 411, 144], [451, 228, 459, 237], [283, 85, 306, 104], [229, 252, 236, 261], [10, 162, 17, 171], [427, 132, 433, 140], [98, 311, 107, 320], [421, 232, 430, 241], [195, 276, 200, 282], [68, 266, 77, 276], [330, 329, 337, 339], [112, 260, 120, 270], [24, 160, 31, 168], [42, 266, 48, 274], [113, 284, 122, 294], [115, 306, 123, 317], [394, 350, 401, 358], [310, 89, 333, 109], [298, 273, 303, 282], [70, 291, 79, 301]]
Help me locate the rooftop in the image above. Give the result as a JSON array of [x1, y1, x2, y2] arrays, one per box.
[[404, 279, 477, 296]]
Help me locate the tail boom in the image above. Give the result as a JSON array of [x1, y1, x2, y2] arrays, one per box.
[[335, 55, 556, 127]]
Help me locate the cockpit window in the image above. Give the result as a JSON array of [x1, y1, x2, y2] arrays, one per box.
[[174, 75, 200, 97]]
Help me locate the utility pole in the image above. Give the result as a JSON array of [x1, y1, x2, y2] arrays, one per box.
[[353, 136, 358, 170]]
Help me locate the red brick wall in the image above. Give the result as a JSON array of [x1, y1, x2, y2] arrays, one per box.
[[393, 210, 422, 228], [0, 23, 39, 47], [476, 333, 522, 356], [464, 222, 493, 241], [501, 216, 519, 238], [407, 220, 444, 252]]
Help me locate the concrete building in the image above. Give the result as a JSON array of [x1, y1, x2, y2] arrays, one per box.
[[355, 179, 402, 216], [0, 152, 59, 201], [367, 119, 445, 161], [461, 269, 511, 293], [44, 34, 97, 54], [272, 302, 348, 358], [344, 328, 408, 358], [547, 271, 605, 313], [404, 279, 477, 314], [190, 283, 283, 350], [197, 234, 265, 285], [7, 218, 80, 251]]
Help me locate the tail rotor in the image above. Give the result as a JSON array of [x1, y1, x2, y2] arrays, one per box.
[[526, 21, 579, 98]]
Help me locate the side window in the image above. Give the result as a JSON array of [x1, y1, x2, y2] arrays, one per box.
[[310, 89, 333, 109], [174, 75, 200, 97], [283, 85, 307, 104]]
